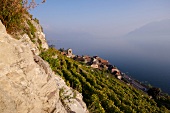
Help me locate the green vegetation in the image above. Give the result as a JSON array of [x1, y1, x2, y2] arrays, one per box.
[[158, 95, 170, 109], [0, 0, 45, 35], [0, 0, 46, 49], [27, 19, 36, 37], [59, 87, 77, 110], [34, 18, 40, 24], [1, 1, 169, 112], [26, 19, 37, 42], [40, 47, 170, 113], [0, 0, 25, 34]]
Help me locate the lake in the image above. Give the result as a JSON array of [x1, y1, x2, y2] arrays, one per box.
[[47, 35, 170, 94]]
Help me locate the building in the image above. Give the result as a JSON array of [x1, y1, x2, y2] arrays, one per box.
[[111, 68, 122, 79], [83, 55, 92, 63], [67, 48, 73, 58], [91, 63, 99, 68], [74, 56, 85, 62], [116, 75, 122, 80]]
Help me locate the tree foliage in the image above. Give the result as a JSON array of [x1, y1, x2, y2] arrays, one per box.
[[147, 87, 161, 99]]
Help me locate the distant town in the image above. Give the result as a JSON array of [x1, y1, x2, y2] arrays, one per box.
[[59, 48, 149, 93]]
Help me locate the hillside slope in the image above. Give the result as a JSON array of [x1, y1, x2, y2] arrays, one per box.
[[40, 47, 170, 113], [0, 20, 88, 113]]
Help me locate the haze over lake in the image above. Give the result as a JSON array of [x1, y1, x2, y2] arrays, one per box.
[[46, 19, 170, 94], [30, 0, 170, 94]]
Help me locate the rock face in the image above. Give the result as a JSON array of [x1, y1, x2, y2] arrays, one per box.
[[19, 17, 49, 55], [0, 20, 88, 113]]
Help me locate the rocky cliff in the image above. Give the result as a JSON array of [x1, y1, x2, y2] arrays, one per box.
[[0, 20, 88, 113]]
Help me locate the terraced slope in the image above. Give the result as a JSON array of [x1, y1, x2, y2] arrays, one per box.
[[40, 48, 170, 113]]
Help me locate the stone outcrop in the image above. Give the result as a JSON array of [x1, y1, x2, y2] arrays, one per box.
[[19, 16, 49, 55], [0, 20, 88, 113]]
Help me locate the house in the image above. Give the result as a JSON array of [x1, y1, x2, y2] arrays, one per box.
[[67, 48, 73, 58], [111, 68, 122, 79], [99, 64, 108, 70], [111, 68, 121, 75], [83, 55, 92, 63], [100, 59, 109, 65], [92, 58, 99, 64], [116, 75, 122, 80], [74, 56, 85, 62], [91, 63, 99, 68], [97, 57, 109, 65]]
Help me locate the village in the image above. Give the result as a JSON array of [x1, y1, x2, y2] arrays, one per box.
[[59, 48, 148, 92]]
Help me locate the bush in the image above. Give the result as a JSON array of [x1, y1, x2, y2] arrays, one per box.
[[0, 0, 25, 33], [0, 0, 45, 34], [27, 19, 37, 38]]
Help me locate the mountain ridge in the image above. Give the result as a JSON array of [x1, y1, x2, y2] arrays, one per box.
[[124, 19, 170, 39]]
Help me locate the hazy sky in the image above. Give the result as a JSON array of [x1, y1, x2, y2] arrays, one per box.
[[30, 1, 170, 94], [30, 0, 170, 38]]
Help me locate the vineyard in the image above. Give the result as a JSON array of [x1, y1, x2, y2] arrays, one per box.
[[40, 47, 170, 113]]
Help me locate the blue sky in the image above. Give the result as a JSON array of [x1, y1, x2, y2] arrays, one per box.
[[30, 0, 170, 38]]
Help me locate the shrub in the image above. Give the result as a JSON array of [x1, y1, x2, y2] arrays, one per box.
[[0, 0, 45, 34], [0, 0, 25, 33], [27, 19, 36, 38]]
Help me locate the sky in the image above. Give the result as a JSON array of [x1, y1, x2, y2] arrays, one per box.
[[30, 0, 170, 94], [30, 0, 170, 38]]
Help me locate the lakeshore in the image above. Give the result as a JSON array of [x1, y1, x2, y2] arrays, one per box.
[[58, 48, 153, 94], [50, 36, 170, 95]]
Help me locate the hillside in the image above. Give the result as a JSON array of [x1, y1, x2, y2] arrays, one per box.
[[0, 1, 89, 112], [0, 1, 170, 112], [0, 19, 89, 113], [40, 47, 170, 113]]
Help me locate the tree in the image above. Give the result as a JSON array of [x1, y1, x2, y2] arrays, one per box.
[[147, 87, 161, 99]]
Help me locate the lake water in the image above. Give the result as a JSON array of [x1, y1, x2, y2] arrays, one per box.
[[47, 35, 170, 94]]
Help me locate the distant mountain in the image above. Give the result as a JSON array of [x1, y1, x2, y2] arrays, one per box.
[[120, 19, 170, 63], [125, 19, 170, 40], [122, 19, 170, 50]]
